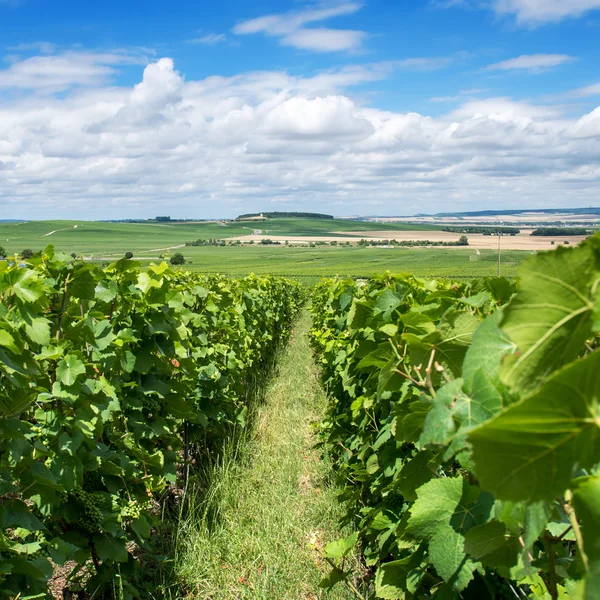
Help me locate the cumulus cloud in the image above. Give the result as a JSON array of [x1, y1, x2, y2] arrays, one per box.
[[493, 0, 600, 24], [486, 53, 575, 72], [233, 2, 366, 52], [1, 56, 600, 219]]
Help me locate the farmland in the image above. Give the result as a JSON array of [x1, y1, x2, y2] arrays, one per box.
[[0, 218, 439, 256], [0, 219, 536, 281]]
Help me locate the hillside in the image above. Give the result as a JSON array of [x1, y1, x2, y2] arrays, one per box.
[[0, 218, 440, 255]]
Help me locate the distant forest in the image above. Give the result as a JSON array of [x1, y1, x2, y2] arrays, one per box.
[[237, 212, 334, 220]]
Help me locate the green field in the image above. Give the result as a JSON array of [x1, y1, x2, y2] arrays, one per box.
[[0, 218, 528, 279], [180, 246, 528, 280], [0, 218, 438, 255]]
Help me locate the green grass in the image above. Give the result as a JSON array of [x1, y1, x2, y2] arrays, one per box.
[[169, 311, 358, 599]]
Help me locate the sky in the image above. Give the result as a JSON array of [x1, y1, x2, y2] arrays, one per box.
[[1, 1, 600, 219]]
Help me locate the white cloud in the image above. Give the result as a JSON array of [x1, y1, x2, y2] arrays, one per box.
[[1, 56, 600, 219], [280, 28, 365, 52], [187, 33, 227, 45], [560, 82, 600, 98], [493, 0, 600, 24], [7, 41, 56, 54], [0, 50, 148, 91], [486, 53, 575, 72], [435, 0, 600, 25], [233, 2, 366, 52]]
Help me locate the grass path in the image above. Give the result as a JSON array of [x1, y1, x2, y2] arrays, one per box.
[[173, 310, 355, 599]]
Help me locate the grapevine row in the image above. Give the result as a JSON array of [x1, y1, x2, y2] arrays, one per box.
[[309, 237, 600, 599], [0, 246, 304, 598]]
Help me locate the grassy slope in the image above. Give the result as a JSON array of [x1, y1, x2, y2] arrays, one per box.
[[172, 311, 356, 599], [0, 218, 438, 255]]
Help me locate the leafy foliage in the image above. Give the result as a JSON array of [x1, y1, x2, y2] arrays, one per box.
[[0, 246, 304, 598], [310, 236, 600, 599]]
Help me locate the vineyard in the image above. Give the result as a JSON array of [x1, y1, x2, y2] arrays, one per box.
[[1, 236, 599, 599], [309, 236, 600, 599], [0, 247, 304, 598]]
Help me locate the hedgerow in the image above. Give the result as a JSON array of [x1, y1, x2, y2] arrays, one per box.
[[309, 236, 600, 599], [0, 246, 304, 598]]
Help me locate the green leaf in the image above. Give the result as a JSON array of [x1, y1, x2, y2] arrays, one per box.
[[0, 329, 18, 353], [347, 298, 372, 330], [406, 477, 463, 539], [500, 243, 600, 392], [94, 534, 128, 563], [324, 532, 358, 560], [375, 546, 426, 600], [137, 272, 162, 294], [571, 475, 600, 600], [375, 289, 403, 319], [415, 309, 480, 377], [131, 516, 151, 540], [56, 354, 86, 386], [461, 311, 515, 396], [11, 269, 46, 303], [396, 450, 437, 501], [469, 351, 600, 502], [24, 317, 51, 346], [463, 521, 520, 574], [429, 524, 481, 592], [379, 323, 398, 337], [70, 266, 97, 300]]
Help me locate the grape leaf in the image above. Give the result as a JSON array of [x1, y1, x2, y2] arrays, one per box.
[[469, 351, 600, 502], [499, 243, 600, 392], [406, 477, 463, 539], [56, 354, 86, 387], [429, 524, 482, 592], [463, 521, 520, 573]]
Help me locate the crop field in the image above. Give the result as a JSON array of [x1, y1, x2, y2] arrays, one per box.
[[0, 218, 440, 256], [0, 219, 531, 280], [181, 245, 529, 280]]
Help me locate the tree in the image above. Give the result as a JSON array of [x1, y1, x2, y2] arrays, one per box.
[[457, 235, 469, 246], [21, 249, 34, 259], [170, 252, 186, 265], [125, 251, 134, 259], [0, 246, 6, 258]]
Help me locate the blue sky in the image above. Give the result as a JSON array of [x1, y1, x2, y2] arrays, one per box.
[[1, 0, 600, 218]]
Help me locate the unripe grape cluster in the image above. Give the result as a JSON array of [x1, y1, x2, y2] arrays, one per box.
[[60, 487, 104, 533], [121, 499, 142, 520]]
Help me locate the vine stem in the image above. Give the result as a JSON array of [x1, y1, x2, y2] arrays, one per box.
[[544, 532, 558, 600], [55, 274, 71, 341], [394, 368, 422, 387], [425, 348, 437, 397], [561, 491, 589, 572]]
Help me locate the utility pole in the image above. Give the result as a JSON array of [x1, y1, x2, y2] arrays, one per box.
[[497, 232, 501, 277]]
